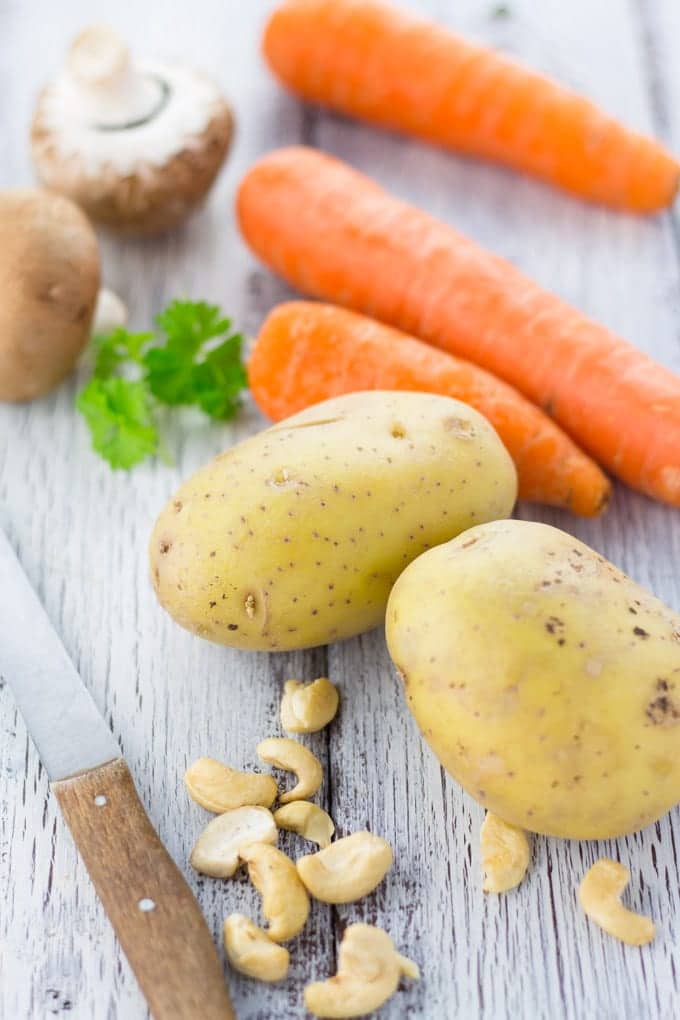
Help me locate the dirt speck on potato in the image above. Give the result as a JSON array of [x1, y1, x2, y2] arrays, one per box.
[[443, 417, 476, 439]]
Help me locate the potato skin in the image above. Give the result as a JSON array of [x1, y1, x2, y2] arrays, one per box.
[[386, 519, 680, 839], [150, 391, 516, 651]]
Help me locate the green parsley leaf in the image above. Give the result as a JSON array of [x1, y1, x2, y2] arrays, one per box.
[[93, 328, 153, 379], [77, 298, 248, 470], [192, 335, 248, 420], [144, 344, 198, 405], [77, 378, 158, 469], [156, 299, 231, 352], [145, 299, 247, 414]]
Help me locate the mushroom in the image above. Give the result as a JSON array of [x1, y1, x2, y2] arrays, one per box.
[[31, 25, 233, 235], [0, 188, 100, 402], [91, 287, 128, 336]]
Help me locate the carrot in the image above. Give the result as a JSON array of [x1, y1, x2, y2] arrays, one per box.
[[263, 0, 679, 213], [249, 301, 610, 516], [237, 146, 680, 508]]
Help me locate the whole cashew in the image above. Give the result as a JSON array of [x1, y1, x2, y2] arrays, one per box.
[[184, 756, 278, 813], [480, 812, 530, 893], [296, 832, 393, 904], [281, 678, 339, 733], [579, 859, 656, 946], [256, 737, 323, 803], [223, 913, 290, 983], [274, 801, 335, 849], [190, 805, 277, 878], [240, 842, 310, 942], [304, 923, 418, 1018]]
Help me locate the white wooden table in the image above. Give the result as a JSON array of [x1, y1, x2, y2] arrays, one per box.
[[2, 1, 680, 1017]]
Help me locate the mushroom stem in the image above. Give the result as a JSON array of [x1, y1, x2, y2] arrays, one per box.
[[92, 288, 128, 337], [67, 26, 166, 129]]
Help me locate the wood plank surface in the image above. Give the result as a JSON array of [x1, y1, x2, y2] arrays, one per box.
[[1, 1, 679, 1018]]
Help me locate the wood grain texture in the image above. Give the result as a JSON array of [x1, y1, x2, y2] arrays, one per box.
[[53, 759, 235, 1020], [0, 1, 679, 1018]]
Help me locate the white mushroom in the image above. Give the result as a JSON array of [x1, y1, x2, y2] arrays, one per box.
[[189, 806, 278, 878], [304, 923, 419, 1018], [0, 188, 100, 402], [31, 25, 233, 235]]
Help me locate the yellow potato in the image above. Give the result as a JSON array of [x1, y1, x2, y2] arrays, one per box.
[[150, 391, 516, 651], [386, 519, 680, 839]]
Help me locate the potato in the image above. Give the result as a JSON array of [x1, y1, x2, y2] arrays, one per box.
[[386, 519, 680, 838], [150, 391, 516, 651]]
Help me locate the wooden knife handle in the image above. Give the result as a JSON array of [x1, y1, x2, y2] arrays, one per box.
[[53, 758, 235, 1020]]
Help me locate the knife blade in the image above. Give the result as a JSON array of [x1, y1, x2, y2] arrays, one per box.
[[0, 526, 120, 779], [0, 525, 235, 1020]]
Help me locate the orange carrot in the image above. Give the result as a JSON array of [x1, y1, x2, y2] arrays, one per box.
[[263, 0, 679, 213], [249, 301, 610, 516], [237, 147, 680, 507]]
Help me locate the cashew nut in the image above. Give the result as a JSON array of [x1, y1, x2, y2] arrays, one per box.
[[579, 859, 656, 946], [223, 913, 290, 983], [184, 756, 278, 813], [281, 677, 339, 733], [240, 842, 310, 942], [190, 806, 277, 878], [304, 923, 418, 1018], [274, 801, 335, 849], [296, 832, 393, 904], [480, 812, 531, 893], [256, 737, 323, 804]]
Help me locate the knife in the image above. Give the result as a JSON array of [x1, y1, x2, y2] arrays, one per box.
[[0, 526, 235, 1020]]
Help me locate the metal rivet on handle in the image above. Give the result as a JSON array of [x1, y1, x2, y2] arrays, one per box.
[[138, 898, 156, 912], [94, 795, 107, 807]]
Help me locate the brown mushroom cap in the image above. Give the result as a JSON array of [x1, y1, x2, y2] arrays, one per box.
[[31, 28, 234, 236], [32, 102, 233, 236], [0, 189, 100, 402]]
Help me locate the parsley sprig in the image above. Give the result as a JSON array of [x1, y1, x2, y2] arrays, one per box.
[[77, 300, 248, 469]]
